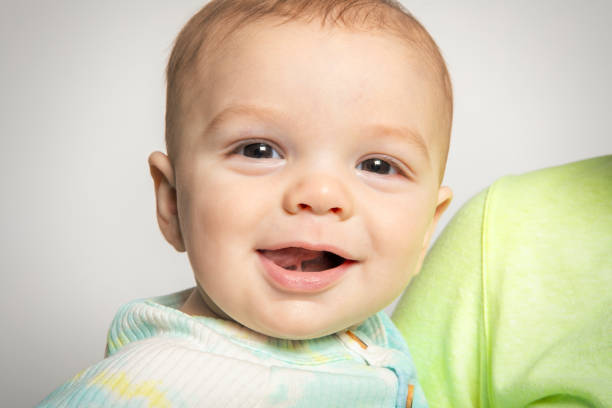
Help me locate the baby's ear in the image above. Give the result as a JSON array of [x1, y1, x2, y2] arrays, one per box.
[[431, 186, 453, 233], [417, 186, 453, 271], [148, 151, 185, 252]]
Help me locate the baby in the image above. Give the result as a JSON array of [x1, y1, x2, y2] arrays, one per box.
[[39, 0, 452, 407]]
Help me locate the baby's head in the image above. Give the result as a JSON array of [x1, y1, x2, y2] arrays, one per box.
[[149, 0, 453, 339]]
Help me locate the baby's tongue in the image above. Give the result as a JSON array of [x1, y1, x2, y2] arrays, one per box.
[[260, 247, 336, 272]]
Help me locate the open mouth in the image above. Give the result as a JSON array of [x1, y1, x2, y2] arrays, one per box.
[[257, 247, 347, 272]]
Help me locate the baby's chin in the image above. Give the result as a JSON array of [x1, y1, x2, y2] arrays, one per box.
[[188, 285, 368, 339], [234, 312, 367, 340]]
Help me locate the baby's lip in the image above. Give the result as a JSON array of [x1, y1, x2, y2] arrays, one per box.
[[256, 242, 358, 262]]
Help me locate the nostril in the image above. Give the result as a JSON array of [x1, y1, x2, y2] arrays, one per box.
[[295, 203, 343, 215]]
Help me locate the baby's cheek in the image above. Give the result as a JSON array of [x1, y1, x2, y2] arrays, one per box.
[[382, 213, 425, 253], [380, 217, 429, 280]]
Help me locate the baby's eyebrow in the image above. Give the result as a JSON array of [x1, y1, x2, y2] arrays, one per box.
[[204, 103, 430, 161], [204, 104, 287, 135], [364, 123, 429, 162]]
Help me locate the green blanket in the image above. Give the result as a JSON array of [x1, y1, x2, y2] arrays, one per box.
[[393, 155, 612, 407]]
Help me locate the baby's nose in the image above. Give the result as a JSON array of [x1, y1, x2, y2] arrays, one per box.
[[282, 174, 354, 221]]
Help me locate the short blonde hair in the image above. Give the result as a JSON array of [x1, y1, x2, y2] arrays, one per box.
[[165, 0, 452, 176]]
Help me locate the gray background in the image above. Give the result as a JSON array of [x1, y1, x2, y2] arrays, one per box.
[[1, 1, 611, 406]]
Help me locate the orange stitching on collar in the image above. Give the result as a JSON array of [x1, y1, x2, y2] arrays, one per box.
[[346, 330, 368, 349], [406, 384, 414, 408]]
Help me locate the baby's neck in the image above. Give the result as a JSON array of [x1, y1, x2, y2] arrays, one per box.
[[179, 286, 230, 320]]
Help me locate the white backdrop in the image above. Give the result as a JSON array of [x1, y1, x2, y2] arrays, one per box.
[[1, 1, 611, 406]]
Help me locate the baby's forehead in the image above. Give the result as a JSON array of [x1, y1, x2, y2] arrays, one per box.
[[199, 18, 443, 99], [209, 18, 447, 100], [208, 17, 431, 65]]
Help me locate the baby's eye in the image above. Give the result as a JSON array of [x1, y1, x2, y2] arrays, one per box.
[[357, 158, 400, 176], [233, 142, 282, 159]]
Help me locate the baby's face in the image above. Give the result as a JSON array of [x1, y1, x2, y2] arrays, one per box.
[[167, 19, 451, 339]]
